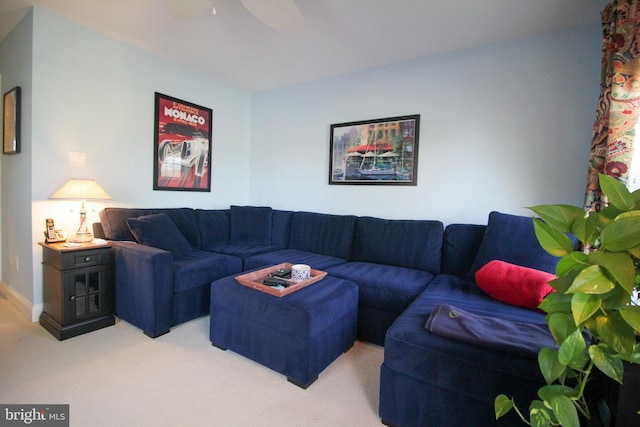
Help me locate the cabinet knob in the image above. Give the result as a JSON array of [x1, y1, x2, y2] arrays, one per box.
[[70, 295, 76, 301], [84, 256, 91, 262]]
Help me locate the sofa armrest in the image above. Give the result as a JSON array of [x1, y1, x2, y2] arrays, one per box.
[[112, 241, 174, 337]]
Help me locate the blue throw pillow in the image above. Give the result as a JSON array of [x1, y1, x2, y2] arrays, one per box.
[[467, 211, 561, 280], [229, 206, 272, 245], [126, 213, 193, 259]]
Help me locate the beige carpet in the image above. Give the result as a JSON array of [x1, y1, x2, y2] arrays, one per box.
[[0, 296, 384, 426]]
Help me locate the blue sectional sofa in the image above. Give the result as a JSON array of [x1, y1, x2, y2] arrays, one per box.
[[95, 205, 564, 426]]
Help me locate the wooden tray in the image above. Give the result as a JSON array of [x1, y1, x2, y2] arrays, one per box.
[[235, 263, 327, 297]]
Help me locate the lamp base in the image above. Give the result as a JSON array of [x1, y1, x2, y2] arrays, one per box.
[[71, 232, 94, 243]]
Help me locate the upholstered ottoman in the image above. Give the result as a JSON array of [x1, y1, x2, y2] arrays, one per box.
[[209, 274, 358, 388]]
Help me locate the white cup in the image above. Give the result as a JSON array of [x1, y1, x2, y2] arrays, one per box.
[[291, 264, 311, 282]]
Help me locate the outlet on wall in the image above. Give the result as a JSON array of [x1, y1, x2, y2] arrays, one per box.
[[13, 256, 19, 272]]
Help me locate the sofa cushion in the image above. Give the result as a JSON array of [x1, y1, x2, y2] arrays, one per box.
[[173, 250, 242, 293], [196, 209, 230, 250], [243, 248, 348, 272], [327, 262, 435, 312], [229, 205, 272, 245], [475, 260, 555, 311], [126, 213, 193, 259], [353, 217, 443, 273], [441, 224, 486, 277], [100, 207, 200, 248], [467, 211, 560, 280], [288, 212, 356, 260]]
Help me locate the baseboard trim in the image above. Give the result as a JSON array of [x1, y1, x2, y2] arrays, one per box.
[[0, 281, 41, 322]]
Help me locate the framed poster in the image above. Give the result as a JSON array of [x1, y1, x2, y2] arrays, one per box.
[[3, 86, 21, 155], [153, 92, 212, 192], [329, 114, 420, 185]]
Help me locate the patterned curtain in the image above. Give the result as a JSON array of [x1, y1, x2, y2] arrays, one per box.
[[585, 0, 640, 211]]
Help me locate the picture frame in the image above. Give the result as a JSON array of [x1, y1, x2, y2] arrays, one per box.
[[3, 86, 21, 155], [153, 92, 212, 192], [329, 114, 420, 185]]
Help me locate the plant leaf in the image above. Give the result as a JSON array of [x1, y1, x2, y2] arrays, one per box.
[[572, 212, 598, 245], [528, 205, 585, 233], [533, 218, 576, 257], [567, 265, 615, 294], [558, 329, 588, 369], [620, 306, 640, 333], [538, 347, 565, 384], [546, 312, 576, 343], [494, 394, 513, 419], [550, 394, 580, 427], [600, 216, 640, 252], [571, 293, 601, 326], [589, 343, 624, 383], [539, 292, 572, 314], [594, 312, 636, 357], [555, 252, 589, 277], [587, 251, 636, 295], [600, 174, 635, 211], [530, 400, 554, 427]]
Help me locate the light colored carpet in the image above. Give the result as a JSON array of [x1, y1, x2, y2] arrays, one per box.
[[0, 296, 384, 426]]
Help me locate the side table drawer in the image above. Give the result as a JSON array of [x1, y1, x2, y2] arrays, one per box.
[[73, 250, 109, 268], [42, 246, 111, 270]]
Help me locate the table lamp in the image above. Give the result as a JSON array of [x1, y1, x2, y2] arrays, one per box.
[[50, 179, 112, 242]]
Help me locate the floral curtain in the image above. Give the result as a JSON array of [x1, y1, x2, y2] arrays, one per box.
[[585, 0, 640, 211]]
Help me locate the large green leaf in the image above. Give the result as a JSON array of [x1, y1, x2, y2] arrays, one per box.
[[547, 312, 576, 342], [570, 214, 598, 246], [533, 218, 576, 257], [571, 293, 601, 326], [494, 394, 513, 419], [594, 312, 636, 357], [620, 306, 640, 333], [555, 252, 589, 277], [558, 329, 588, 369], [600, 174, 635, 211], [587, 251, 635, 295], [539, 292, 572, 314], [589, 344, 624, 383], [600, 216, 640, 252], [530, 401, 554, 427], [539, 347, 565, 384], [567, 265, 615, 294], [550, 394, 580, 427], [528, 205, 585, 233]]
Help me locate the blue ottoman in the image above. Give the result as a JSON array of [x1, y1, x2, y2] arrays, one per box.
[[210, 274, 358, 388]]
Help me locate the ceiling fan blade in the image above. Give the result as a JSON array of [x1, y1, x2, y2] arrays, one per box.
[[168, 0, 213, 20], [241, 0, 304, 35]]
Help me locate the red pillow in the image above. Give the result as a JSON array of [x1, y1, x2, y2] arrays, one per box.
[[475, 260, 556, 311]]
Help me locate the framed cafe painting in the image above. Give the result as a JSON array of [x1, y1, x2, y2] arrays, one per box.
[[3, 86, 21, 155], [329, 114, 420, 185], [153, 92, 212, 192]]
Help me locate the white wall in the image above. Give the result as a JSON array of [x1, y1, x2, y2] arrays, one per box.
[[0, 7, 253, 315], [249, 25, 601, 225], [0, 10, 34, 315]]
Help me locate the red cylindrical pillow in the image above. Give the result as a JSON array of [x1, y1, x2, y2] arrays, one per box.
[[475, 260, 556, 311]]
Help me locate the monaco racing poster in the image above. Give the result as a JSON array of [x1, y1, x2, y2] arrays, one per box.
[[153, 92, 212, 192]]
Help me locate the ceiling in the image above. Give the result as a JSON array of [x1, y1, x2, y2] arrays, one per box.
[[0, 0, 608, 92]]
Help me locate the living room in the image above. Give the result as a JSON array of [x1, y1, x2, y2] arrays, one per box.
[[0, 1, 609, 425]]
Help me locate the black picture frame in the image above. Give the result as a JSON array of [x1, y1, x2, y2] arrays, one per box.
[[153, 92, 212, 192], [3, 86, 21, 155], [329, 114, 420, 185]]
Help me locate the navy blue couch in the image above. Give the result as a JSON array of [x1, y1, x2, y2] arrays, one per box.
[[95, 206, 561, 426]]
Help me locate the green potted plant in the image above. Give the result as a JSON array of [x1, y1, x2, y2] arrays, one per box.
[[495, 174, 640, 427]]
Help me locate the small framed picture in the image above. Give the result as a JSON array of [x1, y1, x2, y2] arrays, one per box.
[[3, 86, 21, 155], [329, 114, 420, 185], [153, 92, 212, 192]]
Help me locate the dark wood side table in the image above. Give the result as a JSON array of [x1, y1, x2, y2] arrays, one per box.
[[39, 241, 115, 340]]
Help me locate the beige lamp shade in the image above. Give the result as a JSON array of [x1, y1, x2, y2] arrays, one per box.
[[50, 179, 111, 243], [50, 179, 112, 200]]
